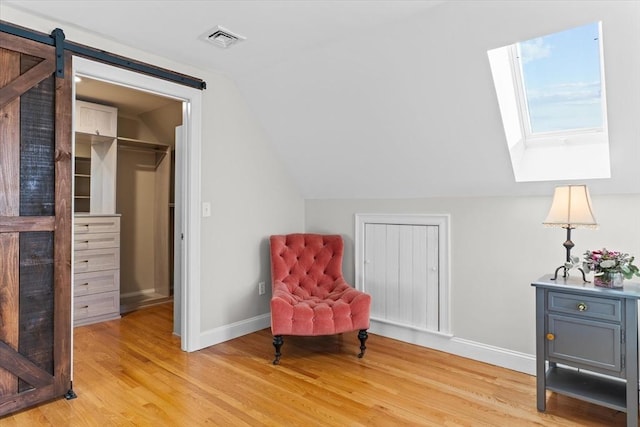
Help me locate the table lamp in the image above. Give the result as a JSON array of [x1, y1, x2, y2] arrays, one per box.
[[543, 185, 598, 281]]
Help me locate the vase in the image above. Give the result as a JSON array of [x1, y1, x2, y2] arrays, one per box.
[[594, 272, 624, 288]]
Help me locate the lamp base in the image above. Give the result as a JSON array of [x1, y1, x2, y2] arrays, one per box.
[[551, 265, 589, 283]]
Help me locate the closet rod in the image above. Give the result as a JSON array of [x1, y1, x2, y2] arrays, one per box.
[[117, 145, 168, 155]]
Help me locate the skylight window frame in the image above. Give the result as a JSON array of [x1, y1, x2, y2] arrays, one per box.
[[508, 21, 608, 145], [486, 20, 612, 183]]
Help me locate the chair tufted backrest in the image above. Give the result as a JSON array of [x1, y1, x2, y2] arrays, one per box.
[[270, 234, 345, 299]]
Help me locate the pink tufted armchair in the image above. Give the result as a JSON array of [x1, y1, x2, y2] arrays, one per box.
[[269, 233, 371, 365]]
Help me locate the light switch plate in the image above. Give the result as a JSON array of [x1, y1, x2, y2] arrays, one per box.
[[202, 202, 211, 217]]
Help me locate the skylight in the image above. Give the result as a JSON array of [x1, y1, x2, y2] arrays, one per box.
[[517, 22, 604, 135], [488, 22, 611, 183]]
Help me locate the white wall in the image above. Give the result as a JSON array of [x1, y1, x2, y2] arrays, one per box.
[[306, 194, 640, 362], [200, 76, 305, 329], [240, 0, 640, 199], [1, 6, 305, 343]]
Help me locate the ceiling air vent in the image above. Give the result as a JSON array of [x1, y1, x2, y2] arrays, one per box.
[[205, 26, 246, 49]]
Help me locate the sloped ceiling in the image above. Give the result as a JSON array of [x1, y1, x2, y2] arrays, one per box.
[[4, 0, 639, 198]]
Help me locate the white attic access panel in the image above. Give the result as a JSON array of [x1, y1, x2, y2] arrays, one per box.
[[355, 214, 450, 334]]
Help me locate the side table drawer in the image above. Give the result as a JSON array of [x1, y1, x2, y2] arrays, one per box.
[[74, 291, 119, 322], [74, 247, 119, 273], [548, 291, 621, 322], [74, 269, 119, 296]]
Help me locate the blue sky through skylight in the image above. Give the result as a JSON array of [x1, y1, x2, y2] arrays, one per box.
[[518, 22, 603, 133]]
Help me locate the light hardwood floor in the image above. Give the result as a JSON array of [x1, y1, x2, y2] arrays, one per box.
[[1, 302, 630, 426]]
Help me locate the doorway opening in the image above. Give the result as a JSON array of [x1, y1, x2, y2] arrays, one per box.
[[72, 56, 203, 352], [74, 75, 180, 315]]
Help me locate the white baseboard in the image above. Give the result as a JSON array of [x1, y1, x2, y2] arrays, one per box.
[[370, 319, 536, 375], [120, 288, 156, 299], [199, 313, 271, 349], [196, 315, 535, 375]]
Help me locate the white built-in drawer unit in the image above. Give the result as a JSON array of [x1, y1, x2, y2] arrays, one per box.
[[74, 214, 121, 326]]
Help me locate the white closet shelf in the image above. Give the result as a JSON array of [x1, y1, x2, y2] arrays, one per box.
[[76, 132, 115, 145]]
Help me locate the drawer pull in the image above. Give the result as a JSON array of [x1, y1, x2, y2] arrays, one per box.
[[546, 333, 555, 341], [81, 305, 89, 309], [577, 303, 588, 312], [80, 283, 89, 286]]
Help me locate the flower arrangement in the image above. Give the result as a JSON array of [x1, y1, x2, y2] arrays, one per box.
[[583, 249, 640, 284]]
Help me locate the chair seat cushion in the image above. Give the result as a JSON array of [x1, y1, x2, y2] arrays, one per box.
[[271, 282, 371, 336]]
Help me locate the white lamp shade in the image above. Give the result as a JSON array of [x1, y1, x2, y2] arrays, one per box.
[[543, 185, 598, 228]]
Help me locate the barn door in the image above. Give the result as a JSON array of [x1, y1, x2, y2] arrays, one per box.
[[0, 31, 72, 415]]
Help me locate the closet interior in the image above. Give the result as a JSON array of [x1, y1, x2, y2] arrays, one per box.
[[73, 77, 182, 326]]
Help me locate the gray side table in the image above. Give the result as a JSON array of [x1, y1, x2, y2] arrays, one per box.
[[532, 275, 640, 427]]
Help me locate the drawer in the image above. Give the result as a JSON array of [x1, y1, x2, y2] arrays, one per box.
[[548, 291, 621, 322], [74, 291, 119, 321], [74, 269, 119, 296], [547, 314, 622, 373], [74, 247, 119, 273], [75, 216, 120, 234], [74, 232, 120, 250]]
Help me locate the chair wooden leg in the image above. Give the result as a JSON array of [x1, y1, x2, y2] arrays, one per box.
[[273, 335, 284, 365], [357, 329, 368, 358]]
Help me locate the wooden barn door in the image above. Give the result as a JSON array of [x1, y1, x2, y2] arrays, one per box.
[[0, 31, 72, 415]]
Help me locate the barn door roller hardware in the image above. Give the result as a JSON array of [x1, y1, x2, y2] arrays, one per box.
[[0, 22, 206, 90], [52, 28, 65, 78]]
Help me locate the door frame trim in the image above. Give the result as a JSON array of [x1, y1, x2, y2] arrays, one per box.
[[72, 56, 202, 352]]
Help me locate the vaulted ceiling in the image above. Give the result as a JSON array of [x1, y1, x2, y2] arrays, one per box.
[[4, 1, 639, 198]]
